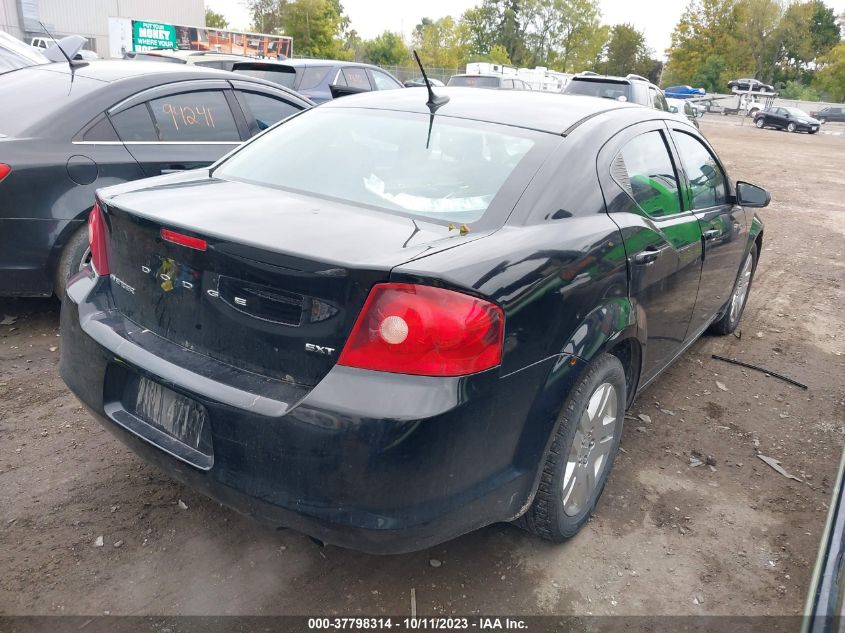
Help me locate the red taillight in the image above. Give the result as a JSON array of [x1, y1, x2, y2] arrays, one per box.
[[88, 202, 109, 276], [0, 164, 10, 183], [338, 283, 504, 377], [161, 228, 207, 251]]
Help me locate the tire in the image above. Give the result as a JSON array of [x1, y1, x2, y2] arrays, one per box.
[[709, 243, 757, 335], [819, 118, 827, 124], [787, 122, 797, 133], [54, 224, 91, 298], [522, 353, 626, 541], [755, 118, 765, 128], [809, 130, 817, 135]]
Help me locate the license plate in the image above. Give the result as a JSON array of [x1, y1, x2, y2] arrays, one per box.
[[128, 376, 208, 451]]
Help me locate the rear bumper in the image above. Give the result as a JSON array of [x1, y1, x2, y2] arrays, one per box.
[[60, 273, 563, 554]]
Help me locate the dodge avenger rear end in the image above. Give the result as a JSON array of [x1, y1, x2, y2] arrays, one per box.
[[60, 87, 767, 553]]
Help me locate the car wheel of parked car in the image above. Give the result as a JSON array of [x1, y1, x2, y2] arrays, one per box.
[[819, 117, 827, 124], [54, 225, 91, 298], [755, 118, 765, 128], [709, 244, 757, 335], [787, 122, 797, 133], [522, 353, 626, 541]]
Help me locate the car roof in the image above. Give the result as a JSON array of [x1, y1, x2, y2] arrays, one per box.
[[451, 73, 503, 78], [280, 58, 377, 69], [322, 87, 640, 135], [32, 59, 259, 83]]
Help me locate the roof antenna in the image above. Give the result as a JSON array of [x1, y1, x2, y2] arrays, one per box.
[[413, 50, 448, 113], [39, 21, 76, 70]]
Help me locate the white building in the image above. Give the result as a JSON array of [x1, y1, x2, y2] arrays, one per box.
[[0, 0, 203, 56]]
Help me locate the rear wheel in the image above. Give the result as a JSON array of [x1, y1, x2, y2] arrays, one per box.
[[54, 225, 90, 298], [819, 117, 827, 124], [710, 244, 757, 335], [787, 122, 797, 133], [755, 118, 765, 128], [522, 354, 626, 541]]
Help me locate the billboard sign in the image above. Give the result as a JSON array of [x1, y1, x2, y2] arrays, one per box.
[[132, 21, 177, 51], [108, 17, 292, 59]]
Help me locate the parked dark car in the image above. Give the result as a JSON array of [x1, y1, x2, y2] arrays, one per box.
[[564, 73, 669, 111], [270, 59, 404, 103], [447, 74, 531, 90], [754, 106, 820, 133], [0, 60, 310, 297], [728, 77, 774, 93], [60, 88, 768, 553], [809, 105, 845, 124], [663, 85, 705, 99]]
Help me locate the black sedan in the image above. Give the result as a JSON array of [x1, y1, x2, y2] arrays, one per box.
[[60, 88, 768, 553], [0, 60, 310, 297], [728, 77, 774, 93], [754, 106, 820, 133]]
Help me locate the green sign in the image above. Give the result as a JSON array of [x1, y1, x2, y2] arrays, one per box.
[[132, 21, 177, 51]]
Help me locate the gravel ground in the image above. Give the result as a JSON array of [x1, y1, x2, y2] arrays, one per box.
[[1, 118, 843, 617]]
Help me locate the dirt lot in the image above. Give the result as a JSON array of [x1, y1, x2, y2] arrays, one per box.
[[1, 118, 844, 617]]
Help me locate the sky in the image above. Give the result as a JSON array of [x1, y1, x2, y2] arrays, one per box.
[[206, 0, 845, 61]]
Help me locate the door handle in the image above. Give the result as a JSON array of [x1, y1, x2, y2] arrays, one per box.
[[703, 229, 720, 241], [633, 248, 662, 265]]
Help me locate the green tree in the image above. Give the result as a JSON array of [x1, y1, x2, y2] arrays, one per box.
[[282, 0, 350, 58], [363, 31, 409, 66], [810, 1, 841, 59], [205, 7, 229, 29], [814, 42, 845, 101], [412, 16, 469, 69], [664, 0, 745, 91], [599, 23, 654, 77]]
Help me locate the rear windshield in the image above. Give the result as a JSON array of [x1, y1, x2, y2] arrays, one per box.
[[448, 76, 500, 88], [215, 108, 540, 225], [232, 65, 297, 89], [566, 79, 631, 101]]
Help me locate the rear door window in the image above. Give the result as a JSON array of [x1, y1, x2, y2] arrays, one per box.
[[236, 91, 301, 132], [148, 91, 240, 142], [111, 104, 158, 142], [614, 131, 682, 218], [369, 68, 402, 90], [342, 67, 371, 90], [298, 66, 331, 90]]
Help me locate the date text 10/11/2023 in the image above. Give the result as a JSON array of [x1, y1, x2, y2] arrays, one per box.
[[306, 617, 529, 630]]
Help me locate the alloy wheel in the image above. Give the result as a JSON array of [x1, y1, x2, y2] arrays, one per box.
[[562, 382, 618, 517], [729, 251, 753, 325], [787, 123, 796, 133], [755, 118, 764, 128]]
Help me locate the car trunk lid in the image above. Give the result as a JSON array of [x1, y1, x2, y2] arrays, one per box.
[[99, 175, 478, 388]]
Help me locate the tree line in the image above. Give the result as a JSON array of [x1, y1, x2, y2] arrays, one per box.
[[207, 0, 845, 101]]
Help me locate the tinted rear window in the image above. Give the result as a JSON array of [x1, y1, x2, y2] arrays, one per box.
[[448, 76, 500, 88], [232, 65, 297, 89], [297, 66, 331, 90], [216, 108, 541, 225], [566, 79, 631, 101]]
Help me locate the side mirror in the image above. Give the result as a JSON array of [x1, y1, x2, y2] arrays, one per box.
[[669, 106, 678, 113], [736, 181, 770, 208]]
